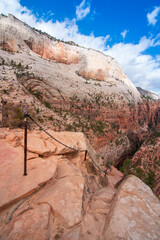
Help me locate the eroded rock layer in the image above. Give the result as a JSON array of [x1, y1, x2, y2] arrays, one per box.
[[0, 14, 141, 103]]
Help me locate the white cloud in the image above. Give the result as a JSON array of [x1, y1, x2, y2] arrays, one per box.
[[106, 36, 160, 96], [151, 33, 160, 47], [156, 55, 160, 61], [0, 0, 160, 97], [121, 30, 128, 39], [35, 18, 110, 50], [0, 0, 108, 51], [147, 6, 160, 25], [76, 0, 90, 20], [0, 0, 38, 26]]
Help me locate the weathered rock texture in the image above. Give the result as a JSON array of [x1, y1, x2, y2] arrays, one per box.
[[0, 129, 159, 240], [103, 175, 160, 240], [0, 14, 141, 103], [0, 14, 159, 147], [0, 14, 160, 211], [137, 87, 159, 100], [131, 132, 160, 199], [0, 139, 57, 210]]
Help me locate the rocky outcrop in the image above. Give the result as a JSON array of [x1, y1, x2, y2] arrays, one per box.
[[103, 175, 160, 240], [131, 130, 160, 199], [0, 15, 160, 234], [0, 51, 159, 182], [0, 139, 57, 210], [0, 14, 159, 165], [0, 129, 119, 239], [0, 14, 141, 103], [137, 87, 159, 100], [0, 129, 160, 240], [2, 204, 51, 240]]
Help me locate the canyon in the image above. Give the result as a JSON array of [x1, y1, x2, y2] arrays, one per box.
[[0, 14, 160, 239]]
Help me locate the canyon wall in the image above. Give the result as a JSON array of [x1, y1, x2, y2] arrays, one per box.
[[0, 14, 141, 103], [0, 14, 159, 198]]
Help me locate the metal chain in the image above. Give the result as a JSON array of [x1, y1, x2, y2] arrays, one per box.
[[27, 113, 86, 152], [87, 151, 111, 175], [25, 112, 111, 175]]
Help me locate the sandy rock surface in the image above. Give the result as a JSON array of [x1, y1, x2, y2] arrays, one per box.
[[35, 175, 84, 227], [104, 175, 160, 240], [1, 204, 51, 240], [107, 166, 124, 188], [21, 133, 57, 156], [0, 140, 57, 210], [0, 129, 159, 240]]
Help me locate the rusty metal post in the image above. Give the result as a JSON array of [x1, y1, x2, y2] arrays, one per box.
[[24, 111, 28, 176], [84, 150, 88, 161]]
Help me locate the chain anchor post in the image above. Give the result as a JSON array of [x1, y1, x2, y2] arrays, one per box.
[[24, 110, 28, 176], [84, 150, 88, 161]]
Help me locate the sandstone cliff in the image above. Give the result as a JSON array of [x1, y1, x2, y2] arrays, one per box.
[[0, 14, 160, 198], [137, 87, 159, 100], [131, 130, 160, 198], [0, 14, 141, 103]]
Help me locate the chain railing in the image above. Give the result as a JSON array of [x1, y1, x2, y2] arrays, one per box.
[[23, 111, 111, 176]]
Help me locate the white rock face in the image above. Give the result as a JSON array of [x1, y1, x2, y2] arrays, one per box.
[[0, 14, 142, 103], [137, 87, 159, 100]]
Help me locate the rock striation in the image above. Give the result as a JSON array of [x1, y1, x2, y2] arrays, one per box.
[[0, 14, 141, 103], [137, 87, 159, 100], [0, 14, 160, 198]]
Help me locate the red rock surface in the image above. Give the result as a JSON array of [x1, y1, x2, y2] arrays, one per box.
[[0, 129, 159, 240], [131, 132, 160, 199], [0, 139, 57, 210], [107, 167, 124, 188], [0, 14, 160, 239], [2, 204, 51, 240], [34, 175, 84, 227]]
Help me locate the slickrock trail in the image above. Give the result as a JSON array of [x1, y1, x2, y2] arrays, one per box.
[[0, 129, 159, 240]]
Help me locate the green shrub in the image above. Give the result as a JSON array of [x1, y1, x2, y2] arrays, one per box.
[[120, 158, 156, 190], [144, 170, 155, 190], [36, 108, 39, 114], [91, 120, 106, 136], [48, 116, 53, 121], [65, 124, 73, 131], [38, 117, 44, 123], [34, 91, 41, 100], [45, 102, 51, 109], [17, 62, 22, 68], [3, 89, 7, 94], [119, 158, 132, 175]]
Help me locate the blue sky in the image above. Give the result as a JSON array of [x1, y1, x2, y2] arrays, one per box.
[[0, 0, 160, 97]]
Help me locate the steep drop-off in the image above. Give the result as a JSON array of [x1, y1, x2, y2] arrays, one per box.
[[0, 14, 160, 197]]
